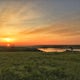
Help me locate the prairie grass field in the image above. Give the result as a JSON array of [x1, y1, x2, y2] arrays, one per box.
[[0, 51, 80, 80]]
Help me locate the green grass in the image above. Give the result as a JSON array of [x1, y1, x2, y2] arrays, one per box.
[[0, 51, 80, 80]]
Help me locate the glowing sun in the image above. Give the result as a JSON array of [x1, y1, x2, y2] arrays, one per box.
[[7, 43, 11, 47], [0, 37, 16, 47], [2, 37, 15, 43], [3, 38, 14, 42]]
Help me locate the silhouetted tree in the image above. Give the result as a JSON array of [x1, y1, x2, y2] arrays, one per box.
[[69, 47, 74, 51]]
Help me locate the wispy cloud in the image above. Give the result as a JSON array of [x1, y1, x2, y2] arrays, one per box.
[[18, 21, 80, 37], [0, 1, 43, 35]]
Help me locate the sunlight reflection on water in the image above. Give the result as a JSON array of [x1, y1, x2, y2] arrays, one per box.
[[38, 48, 65, 52], [38, 48, 80, 52]]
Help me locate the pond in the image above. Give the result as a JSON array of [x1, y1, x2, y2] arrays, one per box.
[[38, 48, 80, 52]]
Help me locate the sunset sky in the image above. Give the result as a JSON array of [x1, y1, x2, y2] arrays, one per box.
[[0, 0, 80, 46]]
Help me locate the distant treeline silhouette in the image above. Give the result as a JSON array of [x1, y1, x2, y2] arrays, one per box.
[[0, 47, 42, 52], [34, 45, 80, 49]]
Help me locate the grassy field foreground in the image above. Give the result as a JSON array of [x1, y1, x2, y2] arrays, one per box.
[[0, 51, 80, 80]]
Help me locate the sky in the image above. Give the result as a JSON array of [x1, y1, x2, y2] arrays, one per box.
[[0, 0, 80, 46]]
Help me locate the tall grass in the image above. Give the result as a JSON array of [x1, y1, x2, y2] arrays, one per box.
[[0, 52, 80, 80]]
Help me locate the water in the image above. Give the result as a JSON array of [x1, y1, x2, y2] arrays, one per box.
[[38, 48, 80, 52], [38, 48, 65, 52]]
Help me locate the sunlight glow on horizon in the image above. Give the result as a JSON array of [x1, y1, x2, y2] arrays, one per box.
[[1, 37, 15, 43]]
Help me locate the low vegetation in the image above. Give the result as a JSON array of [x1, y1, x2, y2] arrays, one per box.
[[0, 51, 80, 80]]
